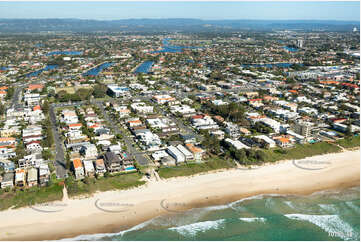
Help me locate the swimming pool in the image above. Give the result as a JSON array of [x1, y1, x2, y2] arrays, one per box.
[[125, 166, 136, 171]]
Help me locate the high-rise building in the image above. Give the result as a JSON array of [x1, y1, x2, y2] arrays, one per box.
[[353, 27, 357, 32], [297, 39, 304, 48], [292, 121, 313, 138]]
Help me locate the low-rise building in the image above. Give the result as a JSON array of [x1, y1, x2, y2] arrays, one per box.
[[39, 164, 50, 186], [152, 94, 176, 105], [72, 158, 85, 180], [167, 145, 185, 164], [27, 167, 38, 187], [104, 152, 122, 172], [225, 138, 250, 150], [15, 168, 26, 187], [176, 144, 194, 161], [80, 143, 98, 159], [83, 159, 95, 177], [185, 143, 205, 161], [1, 172, 14, 189], [95, 159, 107, 175]]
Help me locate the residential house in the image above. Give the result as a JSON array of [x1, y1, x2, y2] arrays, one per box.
[[18, 153, 43, 168], [210, 130, 225, 140], [24, 93, 40, 106], [0, 160, 15, 172], [15, 168, 26, 187], [152, 95, 176, 105], [0, 126, 21, 137], [131, 102, 154, 114], [80, 143, 98, 159], [1, 172, 14, 189], [104, 152, 122, 172], [108, 144, 122, 154], [180, 134, 197, 144], [72, 158, 85, 180], [114, 105, 131, 118], [61, 110, 79, 124], [26, 141, 43, 153], [0, 137, 16, 146], [95, 159, 107, 175], [224, 122, 241, 138], [273, 136, 294, 148], [239, 127, 251, 136], [152, 150, 169, 161], [185, 143, 205, 161], [27, 167, 38, 187], [83, 159, 95, 177], [39, 164, 50, 186]]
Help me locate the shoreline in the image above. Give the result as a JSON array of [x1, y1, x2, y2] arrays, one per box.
[[0, 149, 359, 241]]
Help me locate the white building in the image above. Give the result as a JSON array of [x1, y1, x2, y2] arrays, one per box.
[[83, 159, 95, 177], [80, 144, 98, 159], [176, 144, 194, 161], [131, 102, 154, 114], [254, 135, 276, 148], [167, 145, 185, 163], [107, 85, 130, 98], [225, 138, 250, 150]]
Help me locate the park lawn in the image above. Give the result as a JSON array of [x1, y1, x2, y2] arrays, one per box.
[[0, 183, 63, 211], [158, 157, 236, 179], [263, 142, 342, 163], [336, 135, 360, 149], [65, 172, 145, 198]]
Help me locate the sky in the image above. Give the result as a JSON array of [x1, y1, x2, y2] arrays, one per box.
[[0, 1, 359, 21]]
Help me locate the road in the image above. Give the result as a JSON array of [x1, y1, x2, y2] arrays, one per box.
[[49, 105, 67, 179], [42, 85, 254, 172], [10, 86, 22, 108], [93, 101, 151, 166]]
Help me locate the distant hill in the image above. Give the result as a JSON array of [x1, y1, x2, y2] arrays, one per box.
[[0, 18, 358, 33]]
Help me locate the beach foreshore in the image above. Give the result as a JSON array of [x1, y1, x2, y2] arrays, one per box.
[[0, 150, 359, 241]]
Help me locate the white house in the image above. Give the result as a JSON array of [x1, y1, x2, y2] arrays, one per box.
[[83, 159, 95, 177], [80, 144, 98, 159]]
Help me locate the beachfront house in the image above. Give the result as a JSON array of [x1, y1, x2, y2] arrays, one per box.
[[39, 164, 50, 186], [15, 168, 26, 187], [95, 159, 107, 175], [72, 158, 85, 180], [27, 167, 38, 187], [185, 143, 205, 161], [83, 159, 95, 177], [104, 152, 122, 172]]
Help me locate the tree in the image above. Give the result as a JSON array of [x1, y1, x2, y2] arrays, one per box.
[[93, 84, 108, 98], [235, 149, 247, 163], [5, 87, 14, 100], [255, 150, 266, 162], [0, 103, 5, 115], [42, 100, 50, 114], [42, 149, 53, 160], [56, 90, 68, 102], [346, 123, 353, 137], [77, 88, 93, 101]]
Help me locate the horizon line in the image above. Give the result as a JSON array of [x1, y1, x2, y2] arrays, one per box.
[[0, 17, 359, 22]]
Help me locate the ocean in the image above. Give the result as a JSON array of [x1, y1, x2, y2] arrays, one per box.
[[67, 187, 359, 241]]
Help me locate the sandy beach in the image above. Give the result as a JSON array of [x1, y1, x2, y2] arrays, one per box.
[[0, 149, 359, 241]]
